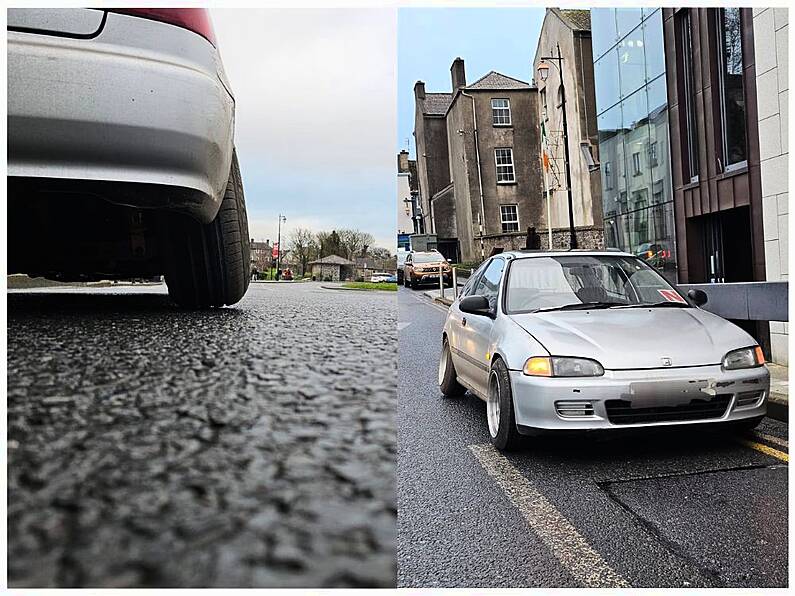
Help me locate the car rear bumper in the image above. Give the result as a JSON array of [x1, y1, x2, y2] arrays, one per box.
[[7, 11, 234, 223], [509, 364, 769, 432]]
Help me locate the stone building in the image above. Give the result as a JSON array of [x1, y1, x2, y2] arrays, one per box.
[[397, 150, 419, 250], [414, 54, 604, 263], [250, 239, 272, 272], [533, 9, 604, 249], [308, 255, 356, 282]]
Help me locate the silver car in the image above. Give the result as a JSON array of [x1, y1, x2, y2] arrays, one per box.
[[8, 8, 249, 307], [439, 250, 769, 450]]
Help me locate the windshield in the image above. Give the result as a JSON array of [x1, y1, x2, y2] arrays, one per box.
[[505, 255, 687, 313], [412, 252, 444, 264]]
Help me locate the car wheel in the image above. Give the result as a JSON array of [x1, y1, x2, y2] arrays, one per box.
[[410, 277, 418, 290], [487, 358, 521, 451], [439, 337, 465, 397], [164, 148, 250, 308]]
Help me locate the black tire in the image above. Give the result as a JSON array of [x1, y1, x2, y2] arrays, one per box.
[[410, 277, 418, 290], [164, 149, 250, 308], [488, 358, 522, 451], [439, 337, 465, 397]]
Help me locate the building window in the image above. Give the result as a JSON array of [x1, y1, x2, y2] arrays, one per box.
[[491, 98, 512, 125], [495, 148, 516, 183], [632, 152, 642, 176], [500, 204, 520, 233], [649, 141, 658, 167], [678, 10, 699, 180], [716, 7, 747, 169], [604, 161, 613, 189]]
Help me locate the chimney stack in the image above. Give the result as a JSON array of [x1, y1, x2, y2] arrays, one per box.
[[450, 57, 466, 90], [414, 80, 426, 101]]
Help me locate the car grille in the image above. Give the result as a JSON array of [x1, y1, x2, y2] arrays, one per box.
[[604, 395, 732, 425]]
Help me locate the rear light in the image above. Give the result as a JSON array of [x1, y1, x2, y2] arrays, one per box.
[[107, 8, 216, 46]]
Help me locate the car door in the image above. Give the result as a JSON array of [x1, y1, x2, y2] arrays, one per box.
[[456, 258, 505, 396], [447, 261, 487, 385]]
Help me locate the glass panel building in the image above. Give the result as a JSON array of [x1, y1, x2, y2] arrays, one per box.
[[592, 8, 677, 282]]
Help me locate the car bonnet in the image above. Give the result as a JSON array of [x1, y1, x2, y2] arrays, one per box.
[[508, 307, 755, 370]]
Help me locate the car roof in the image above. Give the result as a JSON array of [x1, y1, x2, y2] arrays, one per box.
[[500, 248, 635, 260]]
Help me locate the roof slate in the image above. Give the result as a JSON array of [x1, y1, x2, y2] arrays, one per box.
[[308, 255, 356, 266], [422, 92, 453, 115], [465, 71, 531, 90], [560, 9, 591, 31]]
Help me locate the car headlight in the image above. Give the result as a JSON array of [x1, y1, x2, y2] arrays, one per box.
[[523, 356, 604, 377], [722, 346, 765, 370]]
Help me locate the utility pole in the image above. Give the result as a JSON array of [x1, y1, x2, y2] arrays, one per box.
[[537, 43, 577, 249], [276, 213, 286, 280]]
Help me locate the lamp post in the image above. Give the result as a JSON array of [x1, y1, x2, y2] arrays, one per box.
[[537, 43, 578, 249], [276, 213, 286, 280]]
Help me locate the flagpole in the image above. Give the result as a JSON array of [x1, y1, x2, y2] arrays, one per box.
[[540, 119, 553, 250], [543, 165, 552, 250]]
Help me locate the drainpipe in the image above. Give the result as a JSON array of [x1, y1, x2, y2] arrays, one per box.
[[462, 90, 486, 262]]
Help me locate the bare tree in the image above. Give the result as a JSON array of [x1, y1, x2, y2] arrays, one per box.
[[289, 227, 318, 277], [338, 228, 375, 260]]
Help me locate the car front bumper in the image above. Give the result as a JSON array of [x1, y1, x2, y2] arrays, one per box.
[[7, 12, 235, 223], [509, 364, 769, 433]]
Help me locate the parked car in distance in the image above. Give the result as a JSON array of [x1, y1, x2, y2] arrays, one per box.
[[7, 8, 250, 308], [635, 242, 673, 272], [438, 250, 769, 451], [403, 250, 451, 289], [397, 249, 409, 284], [370, 273, 393, 283]]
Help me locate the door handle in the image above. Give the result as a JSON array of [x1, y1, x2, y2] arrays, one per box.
[[462, 317, 467, 326]]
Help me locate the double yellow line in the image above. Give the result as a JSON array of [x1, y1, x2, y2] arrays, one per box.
[[740, 432, 789, 462]]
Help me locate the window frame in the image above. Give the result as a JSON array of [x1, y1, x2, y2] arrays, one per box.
[[491, 98, 512, 126], [500, 204, 520, 233], [494, 147, 516, 184], [715, 7, 748, 172], [678, 10, 700, 182]]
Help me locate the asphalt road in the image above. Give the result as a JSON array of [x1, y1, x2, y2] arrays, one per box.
[[7, 282, 396, 588], [397, 287, 788, 588]]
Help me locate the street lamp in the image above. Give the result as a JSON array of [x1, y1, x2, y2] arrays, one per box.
[[276, 213, 286, 280], [537, 43, 577, 249]]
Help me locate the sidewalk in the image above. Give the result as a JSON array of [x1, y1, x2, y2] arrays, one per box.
[[767, 363, 789, 423], [422, 285, 456, 305]]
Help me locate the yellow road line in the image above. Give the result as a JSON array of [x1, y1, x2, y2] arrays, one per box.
[[469, 443, 630, 588], [738, 439, 789, 463], [751, 431, 788, 450]]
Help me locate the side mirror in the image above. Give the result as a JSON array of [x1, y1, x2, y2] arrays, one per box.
[[459, 295, 493, 317], [687, 288, 708, 306]]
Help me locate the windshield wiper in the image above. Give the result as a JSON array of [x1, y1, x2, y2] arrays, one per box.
[[616, 301, 690, 309], [532, 301, 626, 313]]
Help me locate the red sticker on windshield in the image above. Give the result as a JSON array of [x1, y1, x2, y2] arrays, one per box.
[[658, 289, 687, 303]]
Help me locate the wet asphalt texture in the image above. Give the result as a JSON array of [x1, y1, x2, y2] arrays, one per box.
[[7, 282, 396, 588], [397, 287, 788, 588]]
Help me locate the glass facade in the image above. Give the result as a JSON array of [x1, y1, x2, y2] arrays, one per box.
[[592, 8, 677, 282]]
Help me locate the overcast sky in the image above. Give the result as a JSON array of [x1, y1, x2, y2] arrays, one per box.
[[211, 8, 396, 252]]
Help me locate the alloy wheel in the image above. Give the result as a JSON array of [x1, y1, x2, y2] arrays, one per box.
[[487, 370, 501, 438]]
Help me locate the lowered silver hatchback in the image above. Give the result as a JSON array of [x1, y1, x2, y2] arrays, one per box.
[[438, 250, 769, 451]]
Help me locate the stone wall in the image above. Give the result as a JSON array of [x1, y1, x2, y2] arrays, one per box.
[[312, 263, 340, 282], [477, 225, 604, 260]]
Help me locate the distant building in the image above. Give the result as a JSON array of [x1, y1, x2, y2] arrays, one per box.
[[308, 255, 356, 282], [414, 58, 545, 262], [250, 239, 272, 272], [532, 9, 604, 250], [397, 150, 419, 250]]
